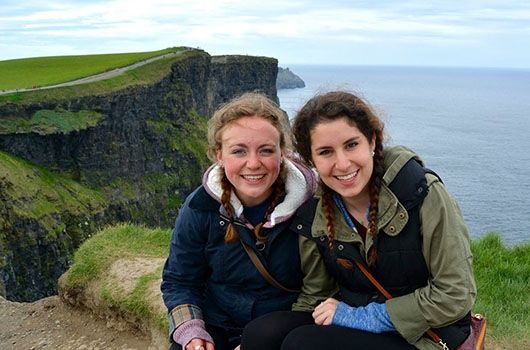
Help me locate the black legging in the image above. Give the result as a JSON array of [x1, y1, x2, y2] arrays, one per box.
[[241, 310, 416, 350]]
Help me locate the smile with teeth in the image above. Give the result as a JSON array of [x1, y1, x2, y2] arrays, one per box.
[[335, 170, 358, 181], [242, 174, 265, 182]]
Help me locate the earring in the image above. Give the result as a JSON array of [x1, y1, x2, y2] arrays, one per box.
[[219, 161, 224, 168], [372, 150, 375, 157]]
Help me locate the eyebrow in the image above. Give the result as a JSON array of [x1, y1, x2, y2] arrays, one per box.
[[342, 136, 360, 146], [226, 143, 277, 149], [313, 136, 360, 152]]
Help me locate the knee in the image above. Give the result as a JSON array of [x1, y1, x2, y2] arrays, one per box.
[[281, 326, 314, 350], [241, 311, 297, 350]]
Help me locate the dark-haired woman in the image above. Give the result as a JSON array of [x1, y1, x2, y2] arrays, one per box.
[[161, 92, 321, 350], [241, 91, 476, 350]]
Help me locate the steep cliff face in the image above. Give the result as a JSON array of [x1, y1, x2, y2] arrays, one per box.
[[0, 49, 279, 301], [0, 151, 108, 301], [208, 55, 278, 115]]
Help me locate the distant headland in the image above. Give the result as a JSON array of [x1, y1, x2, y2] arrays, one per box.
[[276, 67, 305, 89]]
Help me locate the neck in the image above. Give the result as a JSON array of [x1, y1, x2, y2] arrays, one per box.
[[341, 194, 371, 225], [342, 193, 370, 213]]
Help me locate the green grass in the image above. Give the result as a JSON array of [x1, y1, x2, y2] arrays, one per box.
[[0, 49, 207, 105], [0, 150, 107, 233], [64, 223, 171, 331], [0, 48, 180, 90], [65, 224, 170, 286], [62, 226, 530, 346], [0, 109, 103, 134], [471, 233, 530, 348]]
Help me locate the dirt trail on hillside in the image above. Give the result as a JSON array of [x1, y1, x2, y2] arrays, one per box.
[[0, 296, 155, 350], [0, 51, 182, 96]]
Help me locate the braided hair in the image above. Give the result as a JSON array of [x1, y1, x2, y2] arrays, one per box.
[[292, 91, 385, 266], [220, 165, 287, 243]]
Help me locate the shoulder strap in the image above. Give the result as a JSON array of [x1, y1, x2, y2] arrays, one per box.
[[388, 158, 430, 210], [240, 240, 300, 293], [352, 260, 449, 350]]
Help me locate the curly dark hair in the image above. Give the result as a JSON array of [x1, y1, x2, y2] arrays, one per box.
[[292, 91, 385, 265]]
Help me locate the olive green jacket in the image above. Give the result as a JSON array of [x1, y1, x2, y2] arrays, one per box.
[[292, 146, 477, 350]]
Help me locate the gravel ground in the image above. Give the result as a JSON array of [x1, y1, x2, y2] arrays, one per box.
[[0, 295, 155, 350]]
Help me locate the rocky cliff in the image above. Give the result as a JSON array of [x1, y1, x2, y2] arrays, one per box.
[[276, 67, 305, 89], [0, 49, 279, 302]]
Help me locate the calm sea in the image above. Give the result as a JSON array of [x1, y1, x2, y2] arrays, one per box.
[[278, 65, 530, 245]]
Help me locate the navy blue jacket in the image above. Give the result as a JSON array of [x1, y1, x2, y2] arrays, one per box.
[[161, 159, 317, 335]]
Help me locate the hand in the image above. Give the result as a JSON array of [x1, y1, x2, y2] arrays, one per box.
[[312, 298, 339, 325], [234, 345, 241, 350], [186, 338, 215, 350]]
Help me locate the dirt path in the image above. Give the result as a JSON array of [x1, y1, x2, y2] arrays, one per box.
[[0, 51, 181, 96], [0, 296, 155, 350]]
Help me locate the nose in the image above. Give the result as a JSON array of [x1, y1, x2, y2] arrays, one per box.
[[246, 153, 261, 169], [335, 150, 350, 170]]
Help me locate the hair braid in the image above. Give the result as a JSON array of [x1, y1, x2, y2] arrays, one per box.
[[221, 165, 287, 243], [253, 165, 287, 241], [321, 185, 335, 250], [322, 184, 354, 269], [366, 137, 385, 266], [220, 171, 239, 243]]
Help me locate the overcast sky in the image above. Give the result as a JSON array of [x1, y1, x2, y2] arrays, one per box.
[[2, 0, 530, 69]]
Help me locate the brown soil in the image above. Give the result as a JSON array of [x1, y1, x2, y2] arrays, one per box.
[[0, 295, 155, 350], [0, 295, 517, 350]]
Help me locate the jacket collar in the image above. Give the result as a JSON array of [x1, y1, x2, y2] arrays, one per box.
[[202, 158, 317, 226], [310, 146, 423, 255]]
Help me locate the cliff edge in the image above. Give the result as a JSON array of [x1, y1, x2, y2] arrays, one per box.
[[0, 48, 279, 303]]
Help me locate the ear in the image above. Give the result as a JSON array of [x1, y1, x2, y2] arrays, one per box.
[[216, 150, 223, 163], [371, 134, 377, 152]]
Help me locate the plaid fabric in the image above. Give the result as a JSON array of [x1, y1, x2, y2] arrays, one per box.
[[168, 304, 203, 336]]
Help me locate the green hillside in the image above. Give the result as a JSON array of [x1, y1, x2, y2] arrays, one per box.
[[0, 150, 108, 233], [0, 47, 181, 91], [0, 48, 206, 105]]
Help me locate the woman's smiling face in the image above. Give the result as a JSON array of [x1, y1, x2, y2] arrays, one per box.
[[216, 116, 282, 206], [310, 117, 375, 205]]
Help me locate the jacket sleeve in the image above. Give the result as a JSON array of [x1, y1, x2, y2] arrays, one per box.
[[386, 175, 477, 343], [292, 235, 338, 311], [161, 196, 211, 337]]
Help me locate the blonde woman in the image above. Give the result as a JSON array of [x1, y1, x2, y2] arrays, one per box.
[[161, 92, 318, 350]]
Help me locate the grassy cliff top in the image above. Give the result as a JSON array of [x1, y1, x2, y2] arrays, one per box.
[[0, 47, 181, 91], [0, 48, 209, 105]]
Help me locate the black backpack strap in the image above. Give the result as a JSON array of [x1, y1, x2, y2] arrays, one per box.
[[389, 158, 439, 210]]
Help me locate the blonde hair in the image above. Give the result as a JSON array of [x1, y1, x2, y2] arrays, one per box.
[[207, 92, 292, 161]]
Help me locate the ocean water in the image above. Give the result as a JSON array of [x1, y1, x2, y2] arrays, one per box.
[[278, 65, 530, 245]]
